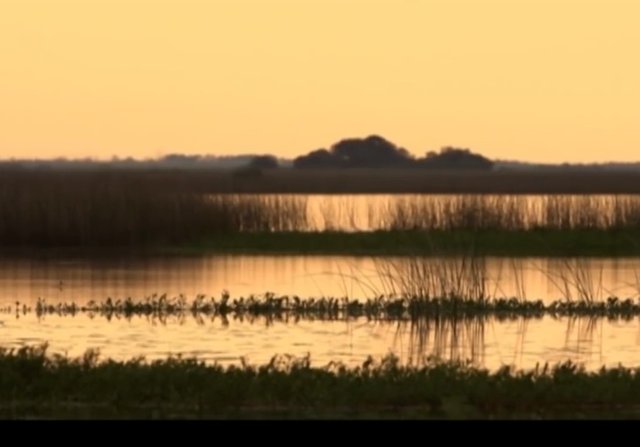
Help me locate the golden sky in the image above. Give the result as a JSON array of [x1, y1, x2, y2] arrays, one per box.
[[1, 0, 638, 162]]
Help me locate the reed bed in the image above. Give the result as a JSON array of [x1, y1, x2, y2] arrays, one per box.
[[3, 168, 640, 247], [5, 345, 640, 418], [0, 171, 307, 246], [381, 195, 640, 231], [355, 256, 625, 305], [372, 256, 491, 302]]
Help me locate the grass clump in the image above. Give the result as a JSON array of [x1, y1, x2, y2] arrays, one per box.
[[4, 345, 640, 418]]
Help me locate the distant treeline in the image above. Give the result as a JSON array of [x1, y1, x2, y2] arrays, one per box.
[[2, 134, 640, 172], [0, 154, 292, 171], [293, 135, 493, 170], [0, 136, 492, 171]]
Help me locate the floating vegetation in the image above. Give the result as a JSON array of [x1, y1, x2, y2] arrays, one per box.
[[1, 293, 640, 321], [2, 255, 638, 320]]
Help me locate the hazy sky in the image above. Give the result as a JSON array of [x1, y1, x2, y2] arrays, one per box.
[[1, 0, 638, 162]]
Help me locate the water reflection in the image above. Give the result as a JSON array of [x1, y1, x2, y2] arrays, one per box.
[[297, 194, 640, 231], [395, 316, 486, 366], [2, 311, 640, 371], [2, 254, 640, 371], [1, 255, 639, 305]]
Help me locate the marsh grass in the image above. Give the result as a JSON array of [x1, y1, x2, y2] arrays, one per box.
[[372, 256, 490, 302], [0, 171, 307, 246], [382, 195, 640, 231], [367, 255, 627, 306], [3, 169, 640, 249], [542, 259, 608, 303], [6, 344, 640, 418]]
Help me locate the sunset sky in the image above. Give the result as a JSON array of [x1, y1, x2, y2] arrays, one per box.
[[1, 0, 638, 162]]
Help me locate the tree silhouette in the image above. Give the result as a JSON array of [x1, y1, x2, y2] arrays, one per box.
[[419, 147, 493, 170], [248, 155, 279, 169], [294, 136, 494, 170], [294, 135, 413, 169]]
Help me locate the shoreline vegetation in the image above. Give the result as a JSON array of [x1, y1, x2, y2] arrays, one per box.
[[2, 293, 640, 319], [5, 167, 640, 194], [174, 230, 640, 257], [6, 252, 638, 317], [3, 230, 639, 257], [4, 167, 640, 419], [4, 345, 640, 419], [2, 169, 640, 253]]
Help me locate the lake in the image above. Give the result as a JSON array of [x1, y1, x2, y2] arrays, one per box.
[[1, 253, 640, 370]]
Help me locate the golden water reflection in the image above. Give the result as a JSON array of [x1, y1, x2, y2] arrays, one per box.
[[2, 254, 640, 371], [0, 255, 638, 304], [0, 313, 638, 371]]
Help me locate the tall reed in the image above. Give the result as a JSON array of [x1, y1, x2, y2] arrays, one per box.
[[372, 255, 491, 302], [543, 259, 606, 303], [0, 172, 307, 246], [381, 195, 640, 231], [4, 170, 640, 246]]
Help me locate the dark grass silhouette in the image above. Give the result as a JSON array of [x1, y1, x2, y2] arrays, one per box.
[[0, 171, 307, 246], [3, 345, 640, 418], [3, 170, 640, 248]]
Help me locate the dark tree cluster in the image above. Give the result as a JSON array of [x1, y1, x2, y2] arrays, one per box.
[[293, 135, 413, 169], [248, 155, 279, 169], [419, 147, 494, 170], [293, 136, 493, 170]]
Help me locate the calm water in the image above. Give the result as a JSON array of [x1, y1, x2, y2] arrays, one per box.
[[0, 255, 638, 304], [1, 254, 640, 370], [1, 312, 639, 371]]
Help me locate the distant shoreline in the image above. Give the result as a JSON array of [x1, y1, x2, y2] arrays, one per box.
[[169, 230, 640, 257], [4, 167, 640, 194], [2, 230, 640, 258]]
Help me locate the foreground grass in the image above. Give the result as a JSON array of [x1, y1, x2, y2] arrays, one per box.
[[170, 229, 640, 257], [4, 345, 640, 419]]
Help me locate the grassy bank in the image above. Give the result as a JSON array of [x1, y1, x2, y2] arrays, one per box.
[[3, 345, 640, 419], [172, 230, 640, 257]]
